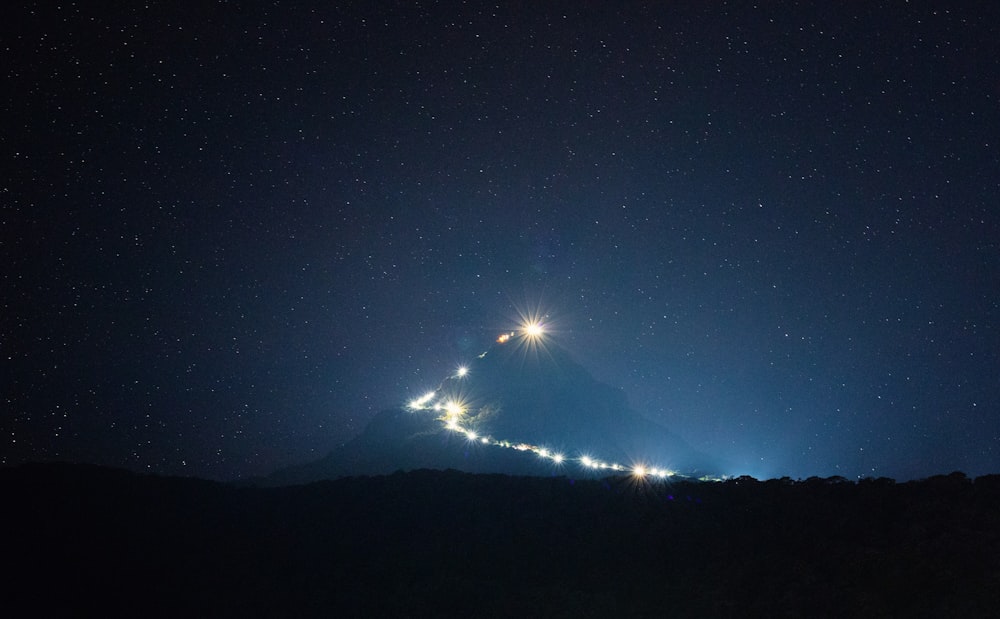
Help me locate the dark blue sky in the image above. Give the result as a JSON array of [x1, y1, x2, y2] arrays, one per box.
[[5, 1, 998, 481]]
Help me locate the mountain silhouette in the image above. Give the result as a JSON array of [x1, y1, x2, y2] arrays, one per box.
[[267, 336, 721, 485]]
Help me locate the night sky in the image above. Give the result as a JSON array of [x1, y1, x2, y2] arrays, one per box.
[[5, 2, 998, 482]]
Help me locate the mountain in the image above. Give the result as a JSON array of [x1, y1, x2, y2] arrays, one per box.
[[267, 335, 722, 485]]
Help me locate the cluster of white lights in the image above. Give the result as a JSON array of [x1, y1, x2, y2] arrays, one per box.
[[523, 321, 545, 338], [404, 320, 680, 481]]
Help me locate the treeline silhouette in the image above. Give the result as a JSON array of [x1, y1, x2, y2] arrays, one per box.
[[4, 463, 999, 617]]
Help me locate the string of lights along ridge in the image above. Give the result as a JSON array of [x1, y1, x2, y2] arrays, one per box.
[[406, 318, 697, 481]]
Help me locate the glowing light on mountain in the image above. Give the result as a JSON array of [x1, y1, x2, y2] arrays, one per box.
[[402, 315, 712, 481], [407, 390, 437, 411], [522, 321, 545, 338], [442, 399, 466, 420]]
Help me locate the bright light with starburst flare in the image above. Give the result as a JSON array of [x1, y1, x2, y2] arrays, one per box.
[[440, 398, 468, 423], [522, 321, 545, 338], [501, 300, 557, 362]]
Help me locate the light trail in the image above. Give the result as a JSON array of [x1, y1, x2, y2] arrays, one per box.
[[404, 322, 690, 482]]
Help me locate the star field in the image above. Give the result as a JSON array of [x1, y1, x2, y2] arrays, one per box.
[[3, 1, 998, 480]]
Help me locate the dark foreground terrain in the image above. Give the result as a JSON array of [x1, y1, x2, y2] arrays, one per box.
[[4, 463, 999, 617]]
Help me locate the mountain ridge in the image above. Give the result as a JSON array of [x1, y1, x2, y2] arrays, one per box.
[[266, 335, 722, 485]]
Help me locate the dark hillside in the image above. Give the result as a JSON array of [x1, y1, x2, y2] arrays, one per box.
[[4, 463, 999, 617], [267, 340, 721, 485]]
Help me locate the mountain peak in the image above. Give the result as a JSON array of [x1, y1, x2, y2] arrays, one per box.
[[267, 333, 721, 485]]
